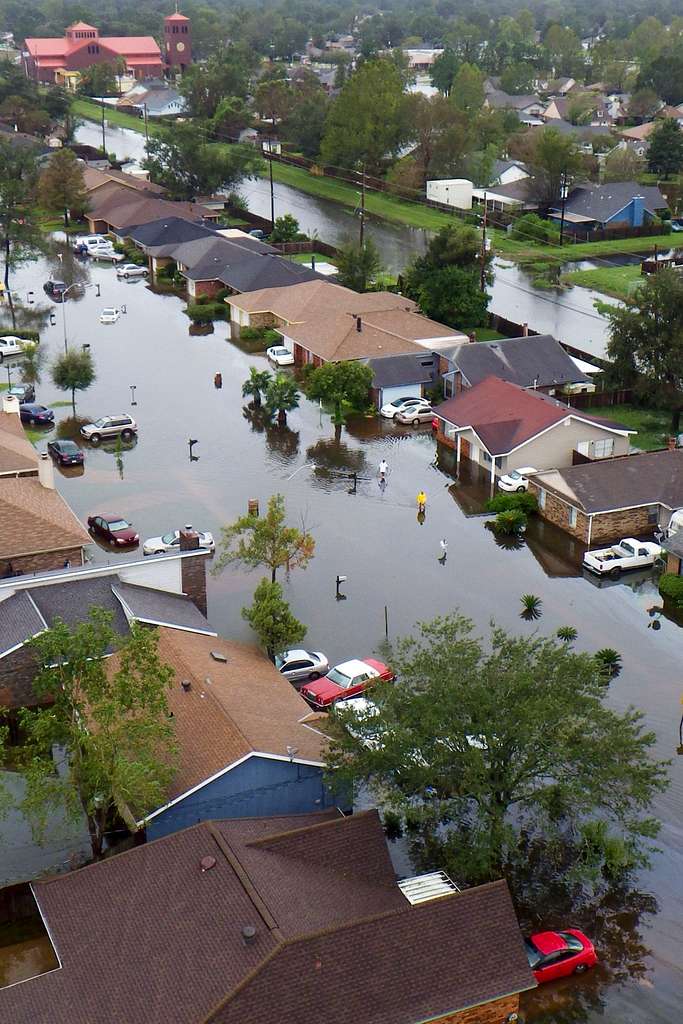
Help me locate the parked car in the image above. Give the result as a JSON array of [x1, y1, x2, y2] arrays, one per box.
[[19, 403, 54, 425], [99, 307, 121, 324], [583, 538, 662, 578], [266, 345, 295, 366], [87, 513, 139, 546], [142, 529, 215, 556], [43, 280, 68, 300], [72, 234, 108, 252], [498, 467, 538, 493], [91, 247, 123, 263], [670, 219, 683, 232], [47, 439, 84, 466], [248, 228, 265, 240], [525, 930, 598, 984], [7, 383, 35, 403], [300, 657, 394, 710], [274, 649, 330, 686], [116, 263, 148, 279], [395, 404, 434, 426], [80, 415, 137, 444], [0, 336, 27, 361], [380, 396, 430, 420]]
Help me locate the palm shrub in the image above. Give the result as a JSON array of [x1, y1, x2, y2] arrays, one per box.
[[266, 373, 300, 425], [595, 648, 622, 680], [493, 509, 527, 534], [520, 593, 542, 620], [557, 626, 578, 643], [242, 367, 272, 408]]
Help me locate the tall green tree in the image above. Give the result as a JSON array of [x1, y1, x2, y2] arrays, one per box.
[[450, 63, 485, 119], [242, 578, 306, 660], [179, 48, 254, 119], [14, 611, 177, 859], [327, 614, 667, 894], [20, 341, 46, 386], [603, 147, 646, 182], [283, 91, 328, 159], [265, 372, 300, 425], [430, 49, 460, 96], [38, 148, 88, 228], [403, 223, 491, 329], [51, 348, 95, 413], [647, 119, 683, 179], [214, 493, 315, 583], [143, 123, 263, 200], [0, 138, 42, 328], [77, 63, 118, 97], [607, 270, 683, 431], [307, 360, 373, 424], [527, 126, 583, 205], [320, 59, 409, 174], [335, 239, 382, 292]]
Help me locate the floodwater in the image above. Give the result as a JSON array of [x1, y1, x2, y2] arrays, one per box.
[[74, 122, 616, 358], [2, 248, 682, 1021]]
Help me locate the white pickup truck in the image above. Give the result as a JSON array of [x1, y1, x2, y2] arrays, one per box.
[[583, 538, 662, 577]]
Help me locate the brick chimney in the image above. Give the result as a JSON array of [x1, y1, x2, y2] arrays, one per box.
[[179, 525, 208, 616], [2, 395, 20, 415]]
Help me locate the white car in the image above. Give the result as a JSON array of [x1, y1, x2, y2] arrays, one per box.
[[143, 529, 215, 556], [0, 336, 27, 361], [498, 467, 538, 493], [73, 234, 108, 252], [99, 307, 121, 324], [266, 345, 294, 366], [274, 649, 330, 686], [583, 538, 662, 577], [380, 396, 430, 419], [116, 263, 149, 279]]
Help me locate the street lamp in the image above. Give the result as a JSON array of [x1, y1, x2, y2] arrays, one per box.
[[59, 282, 101, 353]]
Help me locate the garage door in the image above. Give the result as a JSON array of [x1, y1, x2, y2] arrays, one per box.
[[382, 385, 420, 406]]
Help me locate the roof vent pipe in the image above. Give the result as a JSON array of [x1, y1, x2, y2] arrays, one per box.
[[242, 925, 257, 946], [356, 316, 362, 332], [181, 679, 192, 692]]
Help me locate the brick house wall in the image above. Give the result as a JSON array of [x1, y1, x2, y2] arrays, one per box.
[[432, 992, 520, 1023], [189, 279, 221, 299], [0, 645, 41, 713], [529, 481, 657, 544], [4, 547, 85, 578], [179, 531, 209, 616]]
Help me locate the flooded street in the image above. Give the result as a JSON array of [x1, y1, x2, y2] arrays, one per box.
[[3, 246, 681, 1022]]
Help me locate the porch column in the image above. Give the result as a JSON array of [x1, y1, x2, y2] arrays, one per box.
[[489, 456, 496, 497], [456, 434, 461, 472]]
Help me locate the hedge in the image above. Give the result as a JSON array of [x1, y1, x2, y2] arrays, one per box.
[[485, 492, 538, 515], [185, 301, 228, 323], [658, 573, 683, 607]]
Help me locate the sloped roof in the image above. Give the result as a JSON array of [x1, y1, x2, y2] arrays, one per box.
[[619, 121, 656, 141], [0, 812, 535, 1024], [284, 313, 425, 362], [435, 376, 631, 455], [0, 590, 45, 655], [554, 182, 667, 222], [121, 216, 215, 248], [215, 254, 322, 292], [111, 582, 214, 634], [0, 410, 38, 475], [81, 166, 166, 195], [88, 185, 216, 230], [487, 89, 542, 110], [228, 280, 416, 323], [0, 477, 90, 561], [365, 352, 438, 389], [452, 335, 590, 389]]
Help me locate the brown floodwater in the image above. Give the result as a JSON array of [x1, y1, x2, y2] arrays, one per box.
[[2, 251, 682, 1021]]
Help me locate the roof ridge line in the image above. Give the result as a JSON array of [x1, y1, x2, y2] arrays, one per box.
[[206, 822, 283, 938], [245, 808, 374, 849]]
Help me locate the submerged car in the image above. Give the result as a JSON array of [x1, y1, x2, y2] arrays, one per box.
[[80, 415, 137, 444], [116, 263, 148, 279], [274, 649, 330, 686], [99, 307, 121, 324], [525, 929, 598, 984], [498, 467, 538, 493], [380, 396, 429, 419], [582, 538, 662, 577], [266, 345, 295, 366], [87, 512, 139, 546], [300, 657, 394, 710], [19, 403, 54, 425], [47, 439, 84, 466], [143, 529, 215, 555]]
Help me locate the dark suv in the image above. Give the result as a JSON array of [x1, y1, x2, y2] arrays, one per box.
[[8, 383, 35, 403]]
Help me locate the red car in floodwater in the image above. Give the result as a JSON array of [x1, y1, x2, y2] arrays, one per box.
[[525, 929, 598, 984], [87, 512, 139, 547], [300, 658, 394, 710]]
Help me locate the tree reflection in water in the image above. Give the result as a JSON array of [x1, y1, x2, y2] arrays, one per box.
[[305, 437, 368, 491]]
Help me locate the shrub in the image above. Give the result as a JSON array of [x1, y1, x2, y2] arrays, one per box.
[[486, 492, 538, 515], [493, 509, 527, 534], [659, 572, 683, 607], [185, 301, 227, 323], [194, 295, 210, 306], [511, 213, 561, 244]]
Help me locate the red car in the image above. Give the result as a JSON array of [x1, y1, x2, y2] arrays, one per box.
[[525, 929, 598, 984], [87, 512, 139, 547], [300, 658, 394, 710]]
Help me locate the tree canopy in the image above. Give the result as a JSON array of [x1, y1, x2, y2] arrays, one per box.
[[647, 119, 683, 178], [143, 123, 263, 200], [403, 223, 491, 329], [214, 493, 315, 583], [51, 348, 96, 413], [307, 360, 373, 423], [242, 578, 306, 659], [38, 148, 88, 228]]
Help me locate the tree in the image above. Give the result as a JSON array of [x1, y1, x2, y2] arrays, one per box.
[[143, 123, 263, 200], [430, 49, 460, 95], [0, 139, 42, 328], [38, 148, 88, 228], [327, 614, 667, 895], [450, 63, 484, 119], [77, 63, 118, 97], [20, 341, 46, 385], [607, 270, 683, 431], [265, 372, 300, 425], [242, 366, 272, 408], [242, 578, 306, 660], [335, 239, 382, 292], [15, 611, 177, 859], [527, 126, 583, 205], [320, 60, 409, 174], [253, 77, 293, 125], [214, 493, 314, 583], [628, 88, 660, 121], [270, 214, 300, 242], [307, 360, 373, 424], [179, 48, 254, 119], [51, 348, 95, 413], [210, 96, 251, 140], [500, 62, 534, 95], [283, 91, 328, 158], [603, 147, 646, 182], [403, 94, 470, 187], [403, 223, 491, 329], [647, 119, 683, 179]]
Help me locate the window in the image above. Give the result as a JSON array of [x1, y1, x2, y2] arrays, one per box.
[[568, 507, 577, 528], [482, 450, 492, 464], [592, 437, 614, 459], [182, 24, 188, 33], [173, 24, 179, 33], [538, 488, 546, 509]]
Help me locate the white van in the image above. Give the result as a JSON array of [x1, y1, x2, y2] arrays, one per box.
[[73, 234, 110, 252]]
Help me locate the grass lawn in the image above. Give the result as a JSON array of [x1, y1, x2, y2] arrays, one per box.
[[285, 252, 338, 266], [612, 404, 672, 450], [563, 264, 643, 301], [71, 97, 160, 136], [469, 327, 506, 341]]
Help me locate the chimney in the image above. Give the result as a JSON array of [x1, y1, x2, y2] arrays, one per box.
[[38, 452, 55, 489], [2, 394, 20, 415], [522, 322, 529, 337], [179, 525, 208, 616], [632, 195, 644, 228], [356, 316, 362, 332]]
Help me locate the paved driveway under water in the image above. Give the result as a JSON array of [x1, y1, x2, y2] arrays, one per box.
[[1, 252, 682, 1022]]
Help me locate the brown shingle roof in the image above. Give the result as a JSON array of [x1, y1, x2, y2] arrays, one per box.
[[228, 280, 416, 323], [82, 165, 166, 195], [0, 410, 38, 475], [0, 477, 90, 560], [125, 627, 327, 813], [88, 184, 216, 230], [284, 312, 426, 361], [0, 812, 535, 1024]]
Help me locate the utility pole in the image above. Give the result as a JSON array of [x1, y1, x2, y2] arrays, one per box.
[[100, 99, 106, 155], [268, 144, 275, 231], [480, 191, 487, 292], [359, 163, 366, 248], [143, 102, 149, 143], [559, 169, 568, 246]]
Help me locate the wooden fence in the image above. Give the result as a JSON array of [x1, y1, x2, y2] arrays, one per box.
[[565, 388, 633, 409]]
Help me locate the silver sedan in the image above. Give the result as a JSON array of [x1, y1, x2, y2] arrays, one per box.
[[275, 649, 330, 686], [395, 404, 434, 425]]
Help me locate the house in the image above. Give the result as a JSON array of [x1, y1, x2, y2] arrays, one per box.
[[537, 76, 576, 95], [81, 165, 166, 198], [472, 177, 539, 212], [0, 810, 536, 1024], [533, 119, 612, 151], [529, 449, 683, 544], [549, 182, 668, 233], [485, 90, 546, 123], [491, 158, 530, 186], [124, 627, 337, 839], [619, 121, 656, 143], [178, 244, 322, 299], [443, 335, 593, 396], [85, 183, 219, 234], [402, 47, 444, 70], [0, 402, 90, 576], [0, 531, 211, 711], [227, 279, 417, 337], [365, 352, 439, 409], [544, 94, 613, 127], [434, 375, 633, 487], [280, 308, 466, 366], [118, 79, 187, 118]]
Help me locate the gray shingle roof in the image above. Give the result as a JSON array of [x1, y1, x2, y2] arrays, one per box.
[[29, 577, 129, 637], [112, 581, 214, 633], [215, 254, 323, 292], [0, 591, 46, 656], [365, 353, 438, 389], [121, 217, 216, 248], [536, 449, 683, 514], [556, 181, 667, 223], [452, 335, 590, 389]]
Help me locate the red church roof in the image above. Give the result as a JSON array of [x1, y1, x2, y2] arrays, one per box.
[[67, 21, 98, 31], [165, 11, 190, 20]]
